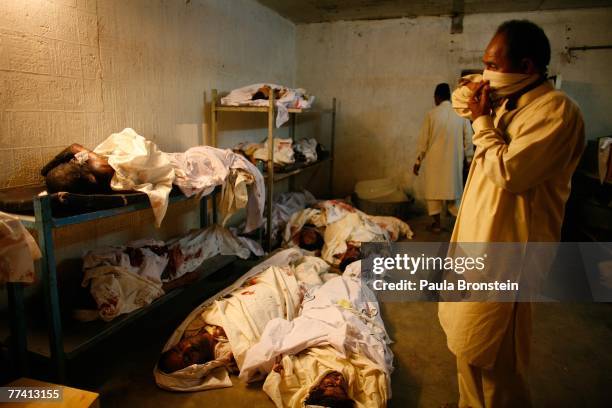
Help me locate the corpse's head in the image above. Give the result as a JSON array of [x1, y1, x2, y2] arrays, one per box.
[[44, 162, 100, 194], [252, 85, 286, 101], [304, 371, 354, 408], [339, 244, 361, 272], [42, 144, 115, 194], [484, 20, 550, 76], [433, 83, 451, 106], [299, 225, 324, 251], [158, 332, 216, 373]]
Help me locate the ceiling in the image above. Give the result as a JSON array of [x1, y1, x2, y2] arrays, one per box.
[[256, 0, 612, 23]]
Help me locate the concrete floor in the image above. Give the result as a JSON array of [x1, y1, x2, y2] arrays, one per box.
[[70, 215, 612, 407]]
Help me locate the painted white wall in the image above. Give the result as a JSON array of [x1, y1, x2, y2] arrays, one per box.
[[296, 8, 612, 197], [0, 0, 295, 265]]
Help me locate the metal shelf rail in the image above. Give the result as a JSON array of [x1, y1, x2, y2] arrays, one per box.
[[209, 88, 337, 251], [6, 190, 224, 382]]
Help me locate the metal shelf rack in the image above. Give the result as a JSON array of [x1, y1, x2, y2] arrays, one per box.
[[209, 88, 337, 251], [5, 189, 232, 382]]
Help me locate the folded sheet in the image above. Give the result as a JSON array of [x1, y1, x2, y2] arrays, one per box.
[[0, 211, 41, 284], [220, 83, 315, 127]]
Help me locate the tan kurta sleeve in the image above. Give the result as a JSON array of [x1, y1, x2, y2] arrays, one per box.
[[463, 119, 474, 162], [470, 98, 583, 193]]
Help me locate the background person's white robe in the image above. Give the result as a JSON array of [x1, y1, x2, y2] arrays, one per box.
[[416, 100, 473, 201]]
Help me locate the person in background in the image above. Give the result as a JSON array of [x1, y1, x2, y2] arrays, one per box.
[[439, 20, 585, 407], [413, 83, 473, 233]]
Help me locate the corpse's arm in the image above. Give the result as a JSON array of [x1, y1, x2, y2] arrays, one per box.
[[471, 99, 584, 194], [41, 144, 85, 176], [85, 150, 114, 183]]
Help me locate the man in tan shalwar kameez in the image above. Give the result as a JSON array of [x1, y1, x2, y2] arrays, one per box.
[[439, 20, 585, 407]]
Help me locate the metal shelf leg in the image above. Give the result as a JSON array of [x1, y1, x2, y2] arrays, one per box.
[[200, 196, 209, 229], [7, 282, 28, 377], [34, 196, 66, 382]]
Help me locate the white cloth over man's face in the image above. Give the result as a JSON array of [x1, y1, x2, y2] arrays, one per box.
[[451, 70, 541, 118]]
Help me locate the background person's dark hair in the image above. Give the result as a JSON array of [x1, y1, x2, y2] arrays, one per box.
[[434, 83, 451, 101], [495, 20, 551, 75], [434, 83, 450, 101]]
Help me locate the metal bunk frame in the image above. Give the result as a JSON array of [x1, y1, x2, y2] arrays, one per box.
[[5, 189, 234, 382], [209, 88, 337, 251]]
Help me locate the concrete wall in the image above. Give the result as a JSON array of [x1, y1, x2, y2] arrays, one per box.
[[296, 8, 612, 197], [0, 0, 295, 187], [0, 0, 295, 272], [2, 2, 610, 267]]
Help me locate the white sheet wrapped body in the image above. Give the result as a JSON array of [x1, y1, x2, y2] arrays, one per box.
[[220, 83, 314, 128], [81, 226, 262, 322], [153, 248, 331, 391], [242, 261, 393, 408], [240, 260, 393, 382], [283, 200, 413, 266]]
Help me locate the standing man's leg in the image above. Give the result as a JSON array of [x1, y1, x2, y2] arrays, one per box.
[[457, 357, 485, 408], [447, 200, 459, 217], [426, 200, 442, 233], [455, 303, 532, 408], [482, 302, 532, 407]]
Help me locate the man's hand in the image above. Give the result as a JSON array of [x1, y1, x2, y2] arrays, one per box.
[[468, 81, 491, 121], [272, 356, 284, 374], [459, 79, 481, 93], [413, 162, 420, 176]]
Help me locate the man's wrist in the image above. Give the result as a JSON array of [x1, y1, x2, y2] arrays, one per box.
[[471, 115, 494, 134]]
